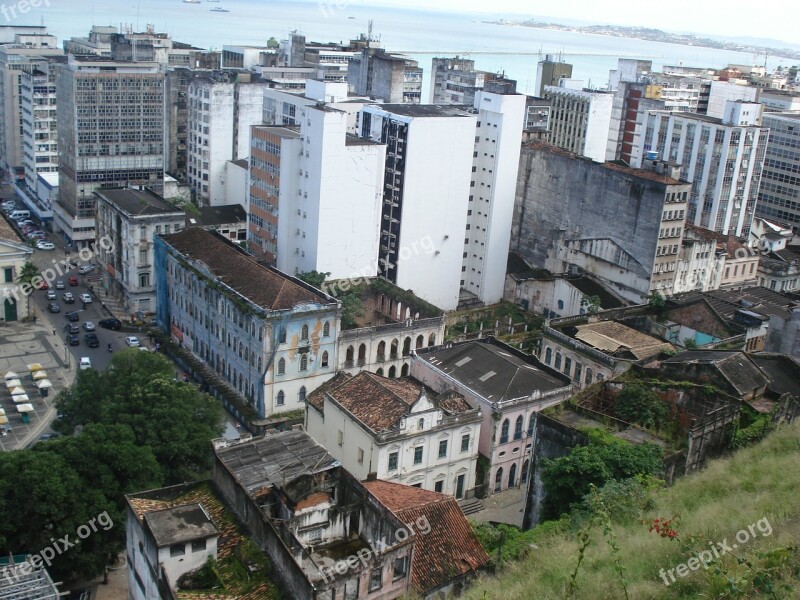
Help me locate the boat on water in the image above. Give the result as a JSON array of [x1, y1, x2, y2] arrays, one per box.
[[182, 0, 201, 4], [210, 6, 229, 11]]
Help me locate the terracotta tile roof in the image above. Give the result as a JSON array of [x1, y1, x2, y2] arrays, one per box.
[[575, 321, 674, 360], [161, 228, 332, 311], [684, 223, 748, 258], [327, 373, 472, 433], [363, 480, 489, 595], [306, 371, 352, 411], [0, 214, 24, 244], [294, 491, 331, 511]]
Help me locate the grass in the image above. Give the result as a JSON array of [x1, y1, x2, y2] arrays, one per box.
[[462, 421, 800, 599]]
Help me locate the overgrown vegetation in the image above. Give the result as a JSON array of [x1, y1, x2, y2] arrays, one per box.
[[465, 422, 800, 599], [614, 381, 670, 429]]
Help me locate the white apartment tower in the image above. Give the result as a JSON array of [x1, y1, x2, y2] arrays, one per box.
[[359, 104, 477, 310], [462, 90, 526, 304], [187, 75, 268, 206], [20, 60, 60, 191], [544, 84, 614, 162], [637, 100, 769, 237], [756, 112, 800, 233]]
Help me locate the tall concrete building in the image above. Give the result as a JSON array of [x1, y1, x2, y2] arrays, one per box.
[[637, 100, 769, 237], [543, 83, 614, 162], [359, 104, 477, 310], [756, 111, 800, 234], [187, 73, 268, 206], [462, 90, 526, 304], [54, 56, 165, 248], [534, 54, 573, 97], [430, 57, 516, 105], [349, 47, 423, 103]]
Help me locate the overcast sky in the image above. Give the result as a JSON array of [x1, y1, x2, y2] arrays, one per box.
[[369, 0, 796, 43]]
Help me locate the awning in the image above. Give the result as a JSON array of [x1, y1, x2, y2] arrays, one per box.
[[5, 379, 21, 389], [12, 394, 29, 403], [27, 363, 44, 372], [0, 416, 8, 425], [16, 403, 34, 413], [32, 371, 48, 381], [10, 387, 26, 396], [35, 380, 53, 389], [4, 371, 18, 380]]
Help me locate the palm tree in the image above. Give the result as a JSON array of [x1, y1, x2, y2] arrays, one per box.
[[16, 261, 40, 320]]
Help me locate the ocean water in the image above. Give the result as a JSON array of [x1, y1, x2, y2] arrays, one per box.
[[24, 0, 797, 95]]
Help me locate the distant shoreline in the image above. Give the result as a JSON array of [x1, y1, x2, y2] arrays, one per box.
[[486, 20, 800, 62]]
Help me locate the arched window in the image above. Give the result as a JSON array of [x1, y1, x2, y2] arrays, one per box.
[[279, 327, 286, 343], [428, 333, 436, 347], [401, 363, 409, 377], [277, 358, 285, 375], [376, 367, 384, 376], [390, 339, 399, 359], [300, 354, 308, 371], [521, 460, 529, 484], [554, 352, 562, 370], [418, 418, 424, 430], [377, 340, 386, 361], [323, 321, 330, 337], [258, 356, 262, 372], [557, 300, 564, 310], [402, 337, 412, 356], [346, 345, 354, 365], [494, 468, 503, 492], [597, 372, 605, 381], [544, 347, 552, 364], [388, 365, 396, 378], [358, 343, 366, 365], [585, 368, 593, 385], [528, 414, 535, 437], [301, 324, 309, 341], [416, 335, 424, 349], [321, 351, 329, 368], [298, 386, 306, 403], [514, 415, 523, 440], [276, 390, 285, 406], [509, 463, 517, 487], [500, 419, 510, 444]]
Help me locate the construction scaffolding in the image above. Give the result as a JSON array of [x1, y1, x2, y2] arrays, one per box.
[[0, 562, 65, 599]]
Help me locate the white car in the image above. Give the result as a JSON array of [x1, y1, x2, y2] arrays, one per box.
[[82, 321, 95, 332], [79, 293, 92, 304], [36, 241, 55, 251], [46, 290, 56, 300], [125, 336, 140, 347], [78, 265, 94, 274], [79, 357, 91, 370]]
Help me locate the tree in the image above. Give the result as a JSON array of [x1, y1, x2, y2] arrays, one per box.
[[614, 382, 669, 430], [580, 294, 602, 314], [340, 290, 364, 329], [296, 270, 331, 289], [683, 337, 699, 350], [54, 350, 224, 484], [16, 261, 40, 318], [646, 291, 666, 313]]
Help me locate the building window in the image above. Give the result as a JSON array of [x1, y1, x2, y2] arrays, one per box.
[[544, 347, 552, 364], [169, 544, 186, 557], [528, 414, 535, 437], [301, 324, 309, 340], [418, 418, 424, 430], [434, 480, 444, 493], [369, 568, 382, 592], [323, 321, 330, 336], [279, 327, 287, 343], [585, 368, 593, 385], [438, 439, 448, 458], [494, 468, 503, 492], [337, 430, 343, 446], [3, 267, 12, 283], [500, 419, 509, 444], [321, 351, 329, 368], [554, 352, 562, 370], [138, 272, 150, 287], [277, 358, 285, 375], [300, 354, 308, 371], [514, 416, 523, 440], [388, 451, 398, 471], [574, 362, 582, 382], [413, 446, 423, 465], [393, 556, 407, 580], [564, 357, 572, 376], [276, 390, 285, 406], [357, 447, 364, 464], [298, 386, 306, 403], [191, 539, 207, 552]]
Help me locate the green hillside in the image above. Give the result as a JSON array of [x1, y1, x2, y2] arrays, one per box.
[[464, 421, 800, 599]]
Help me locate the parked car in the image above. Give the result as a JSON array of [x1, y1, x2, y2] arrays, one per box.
[[79, 293, 92, 304], [79, 357, 92, 370], [36, 241, 55, 251], [68, 334, 80, 346], [55, 280, 65, 290], [67, 323, 79, 335], [84, 333, 99, 348], [48, 302, 60, 313], [68, 276, 78, 286], [63, 292, 74, 304], [78, 265, 94, 274], [125, 336, 140, 347], [39, 433, 60, 441], [36, 280, 48, 290], [99, 318, 122, 331], [16, 220, 34, 227], [46, 290, 56, 301], [82, 321, 95, 331], [65, 311, 80, 322]]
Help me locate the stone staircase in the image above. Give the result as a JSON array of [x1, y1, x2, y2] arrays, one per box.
[[458, 497, 485, 516]]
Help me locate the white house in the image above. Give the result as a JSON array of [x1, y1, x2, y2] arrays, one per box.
[[306, 371, 482, 499], [0, 215, 33, 322]]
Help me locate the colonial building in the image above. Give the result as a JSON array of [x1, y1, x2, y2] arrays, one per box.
[[0, 215, 33, 323], [306, 371, 482, 498], [412, 339, 573, 495], [154, 227, 340, 419]]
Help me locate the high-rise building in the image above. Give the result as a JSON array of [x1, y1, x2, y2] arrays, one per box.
[[359, 104, 477, 310], [429, 56, 516, 105], [756, 111, 800, 233], [54, 56, 165, 248], [637, 100, 769, 237], [349, 47, 423, 103], [543, 84, 614, 162], [534, 54, 573, 97], [187, 73, 267, 206]]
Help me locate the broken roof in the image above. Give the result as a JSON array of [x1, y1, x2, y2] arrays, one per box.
[[143, 503, 218, 548], [421, 340, 570, 404], [161, 228, 333, 311], [574, 321, 674, 360], [364, 480, 489, 595], [662, 351, 768, 397]]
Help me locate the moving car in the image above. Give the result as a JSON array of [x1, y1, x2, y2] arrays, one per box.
[[68, 276, 78, 286], [82, 321, 95, 332], [65, 311, 80, 322], [67, 323, 80, 334], [68, 334, 80, 346], [48, 303, 60, 313], [37, 280, 49, 290], [99, 318, 122, 331], [125, 336, 140, 347], [79, 293, 92, 304], [84, 333, 99, 348], [63, 292, 74, 304], [36, 241, 55, 251], [46, 290, 56, 301], [79, 357, 91, 370], [55, 280, 65, 290], [78, 265, 94, 274]]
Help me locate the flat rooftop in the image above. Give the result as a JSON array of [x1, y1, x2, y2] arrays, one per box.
[[96, 188, 182, 216], [186, 204, 247, 228], [421, 340, 570, 403], [369, 103, 473, 118], [143, 503, 218, 547]]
